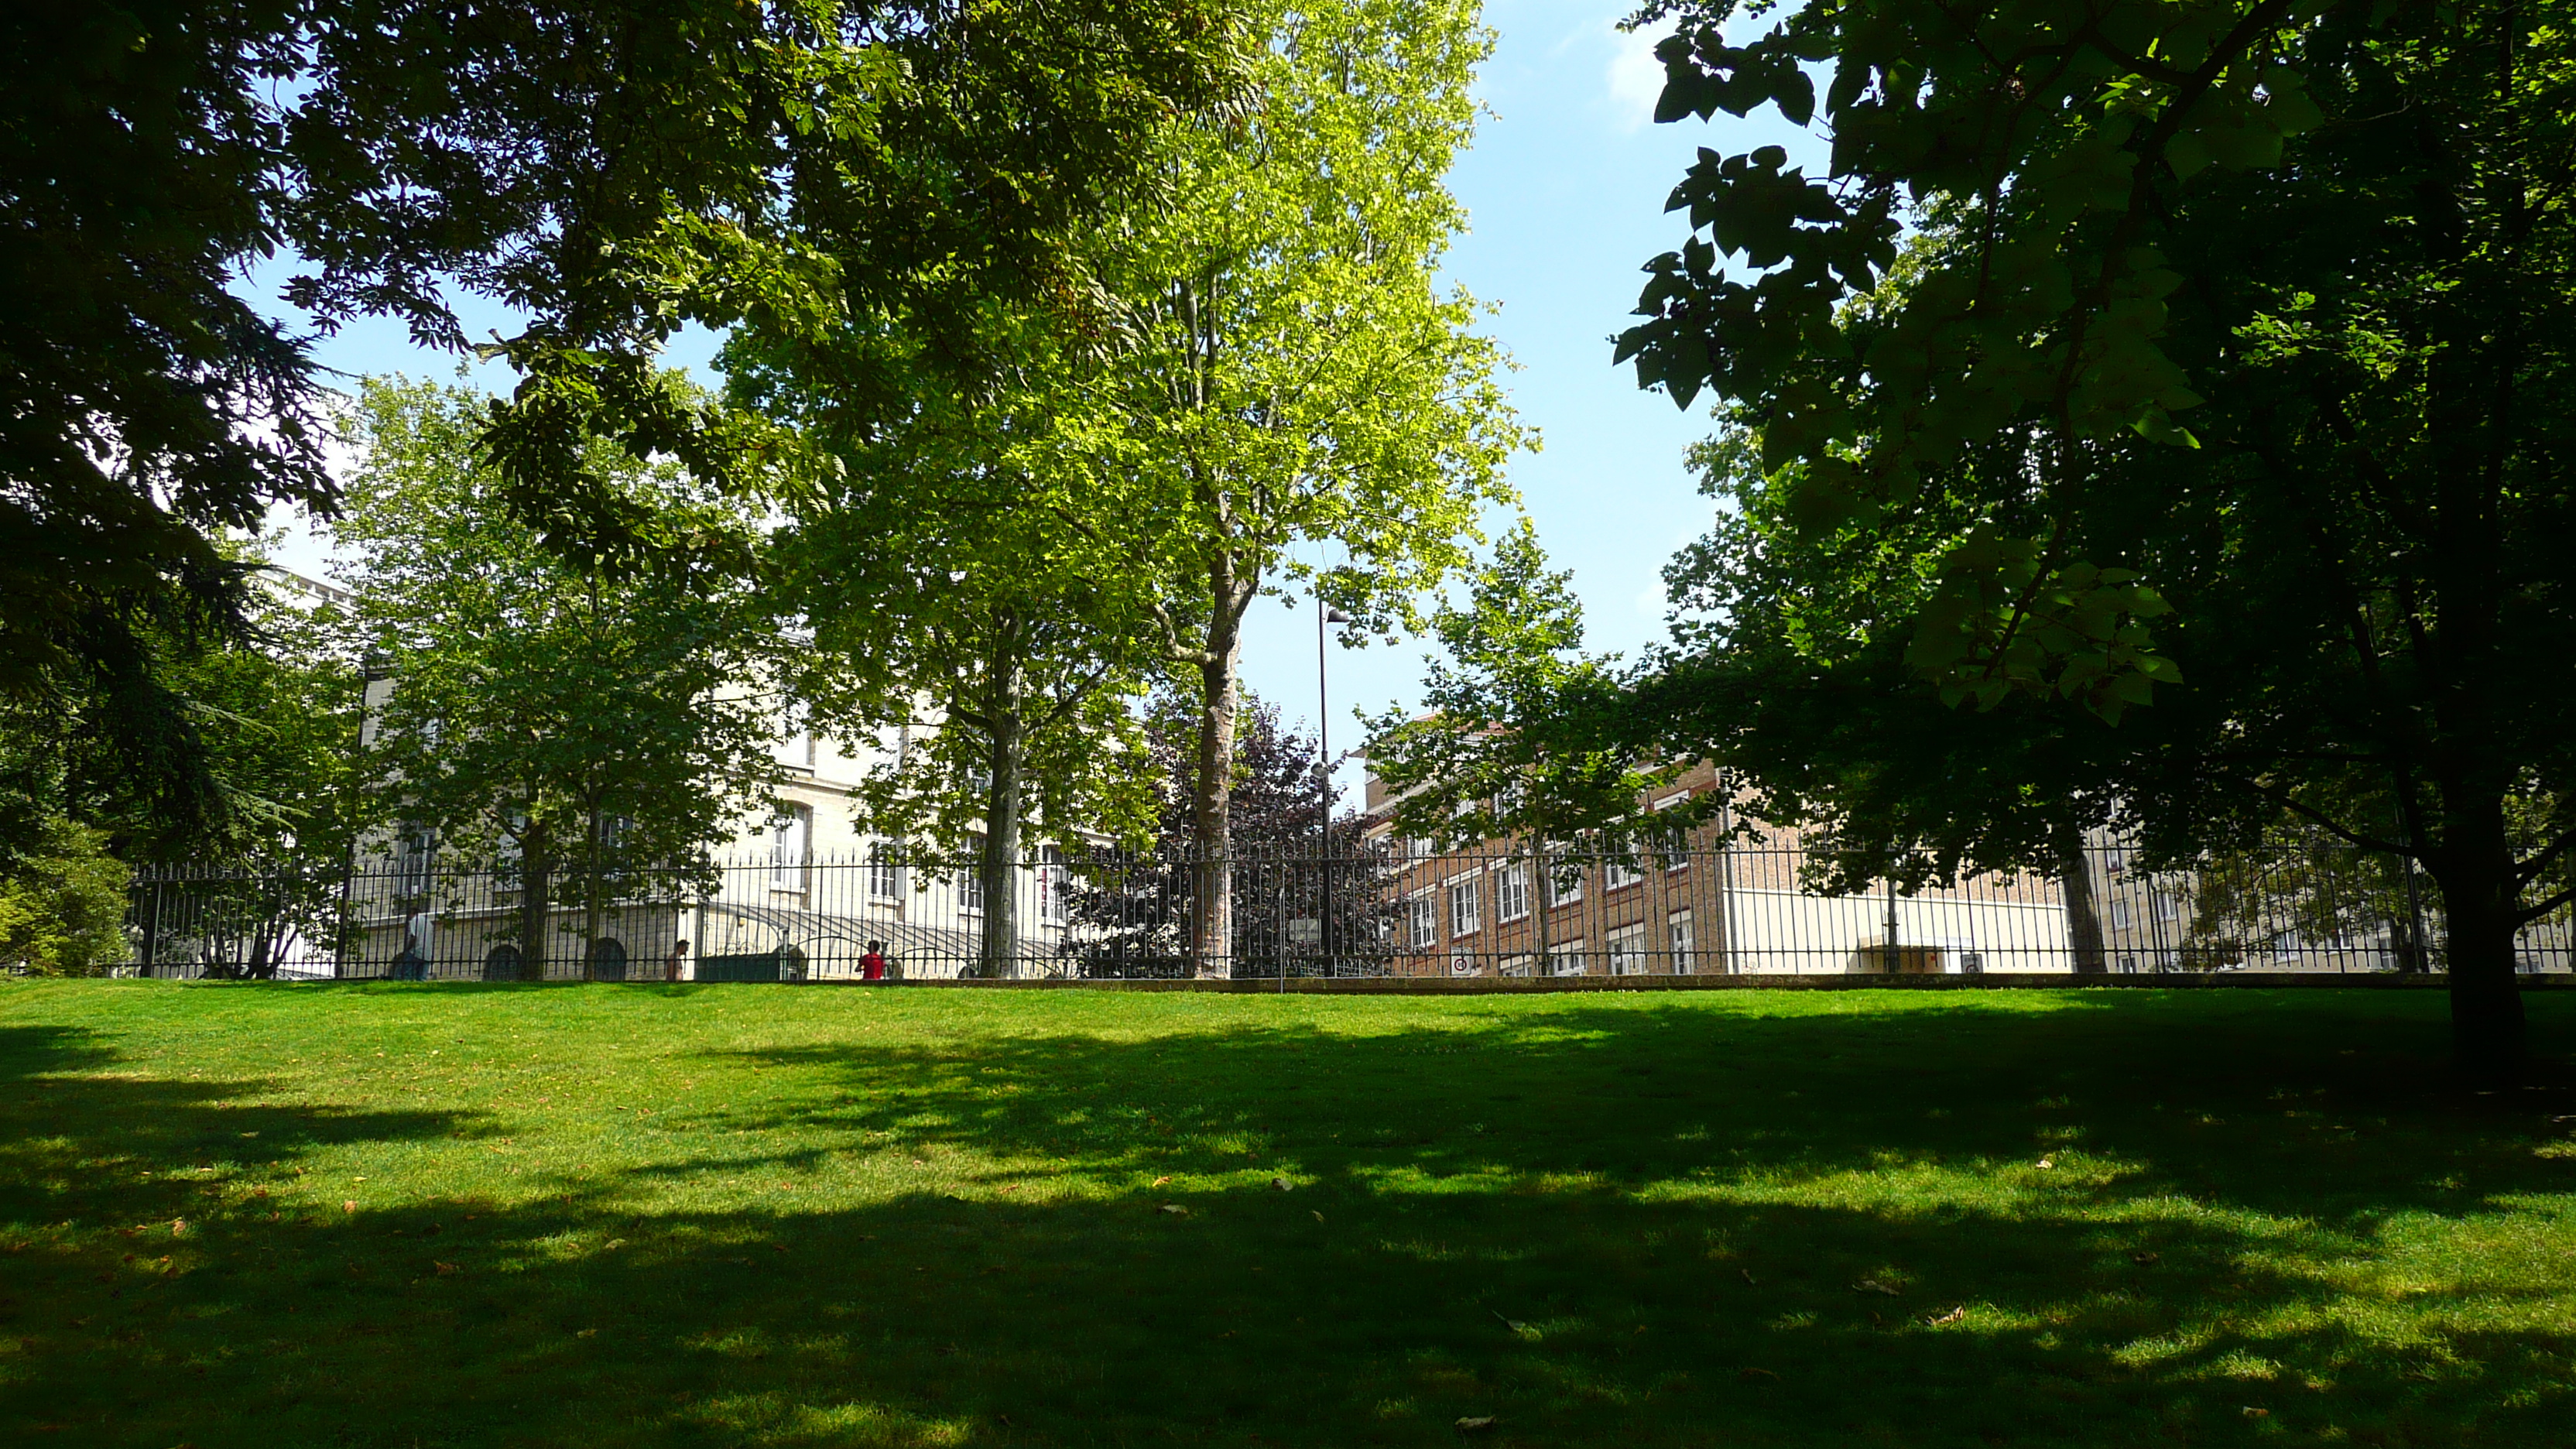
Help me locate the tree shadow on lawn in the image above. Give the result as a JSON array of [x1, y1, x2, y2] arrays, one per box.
[[3, 995, 2572, 1448]]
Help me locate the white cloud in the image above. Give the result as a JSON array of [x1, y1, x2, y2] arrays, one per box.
[[1606, 22, 1673, 132]]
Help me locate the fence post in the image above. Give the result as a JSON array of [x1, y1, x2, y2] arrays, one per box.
[[138, 875, 162, 978], [2402, 838, 2430, 975], [1883, 870, 1899, 974]]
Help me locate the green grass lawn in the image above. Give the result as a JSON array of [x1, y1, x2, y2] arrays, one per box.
[[2, 982, 2571, 1448]]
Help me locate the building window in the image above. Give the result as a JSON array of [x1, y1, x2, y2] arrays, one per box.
[[1499, 954, 1536, 978], [867, 843, 903, 901], [1449, 876, 1482, 938], [1036, 844, 1067, 924], [774, 722, 816, 772], [1548, 940, 1587, 976], [1606, 922, 1646, 975], [769, 807, 810, 892], [1669, 909, 1695, 975], [1604, 847, 1643, 892], [1495, 861, 1531, 923], [960, 834, 985, 914], [1543, 848, 1582, 906], [2111, 898, 2133, 929], [395, 822, 436, 897], [2156, 891, 2181, 920], [1405, 890, 1437, 949], [1653, 793, 1693, 871]]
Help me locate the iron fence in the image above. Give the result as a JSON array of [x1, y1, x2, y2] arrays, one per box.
[[104, 831, 2576, 983]]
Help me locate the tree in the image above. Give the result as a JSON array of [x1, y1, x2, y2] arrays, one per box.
[[1363, 519, 1659, 847], [1065, 687, 1389, 976], [336, 379, 786, 980], [0, 816, 130, 976], [1098, 0, 1527, 972], [752, 355, 1171, 974], [2, 0, 1242, 858], [1608, 0, 2576, 1076], [1, 1, 331, 858]]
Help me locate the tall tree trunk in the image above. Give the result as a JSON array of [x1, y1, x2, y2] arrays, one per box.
[[2054, 820, 2106, 975], [978, 715, 1026, 979], [519, 821, 552, 983], [2429, 788, 2526, 1085], [1190, 632, 1243, 977]]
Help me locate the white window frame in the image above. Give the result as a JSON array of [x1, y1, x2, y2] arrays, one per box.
[[1449, 875, 1482, 938], [1499, 954, 1536, 978], [1548, 940, 1587, 976], [866, 842, 903, 901], [959, 834, 986, 914], [1668, 909, 1695, 975], [1543, 848, 1582, 906], [1655, 795, 1694, 872], [1604, 861, 1643, 891], [1494, 860, 1531, 923], [1405, 889, 1437, 950], [1606, 921, 1647, 975], [1036, 844, 1068, 925], [769, 807, 811, 892]]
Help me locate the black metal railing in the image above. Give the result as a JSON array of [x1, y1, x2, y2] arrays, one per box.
[[102, 831, 2576, 983]]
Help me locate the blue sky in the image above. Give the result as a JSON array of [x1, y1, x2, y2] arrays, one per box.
[[261, 2, 1813, 804]]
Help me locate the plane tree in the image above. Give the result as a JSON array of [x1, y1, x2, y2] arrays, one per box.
[[1096, 0, 1528, 971]]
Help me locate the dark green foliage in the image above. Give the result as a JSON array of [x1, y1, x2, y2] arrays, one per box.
[[1, 0, 1244, 858], [1591, 0, 2576, 1076], [0, 1, 330, 856]]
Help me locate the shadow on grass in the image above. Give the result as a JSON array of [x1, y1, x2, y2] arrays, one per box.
[[3, 994, 2572, 1448]]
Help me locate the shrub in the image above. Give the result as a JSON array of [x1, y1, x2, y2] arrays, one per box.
[[0, 818, 132, 974]]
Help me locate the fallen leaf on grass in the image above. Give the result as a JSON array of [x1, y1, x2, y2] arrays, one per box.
[[1738, 1366, 1780, 1382], [170, 1218, 188, 1237], [2242, 1407, 2270, 1419], [1454, 1416, 1497, 1434], [433, 1262, 461, 1276], [1151, 1175, 1172, 1187], [576, 1328, 598, 1338], [1739, 1269, 1757, 1286], [1310, 1211, 1324, 1223], [2036, 1157, 2056, 1170], [342, 1201, 357, 1214], [1270, 1177, 1290, 1191], [2131, 1251, 2160, 1266], [1852, 1279, 1902, 1297], [1158, 1204, 1189, 1217], [1926, 1306, 1966, 1326]]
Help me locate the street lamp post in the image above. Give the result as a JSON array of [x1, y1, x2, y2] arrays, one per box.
[[1318, 600, 1351, 977]]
